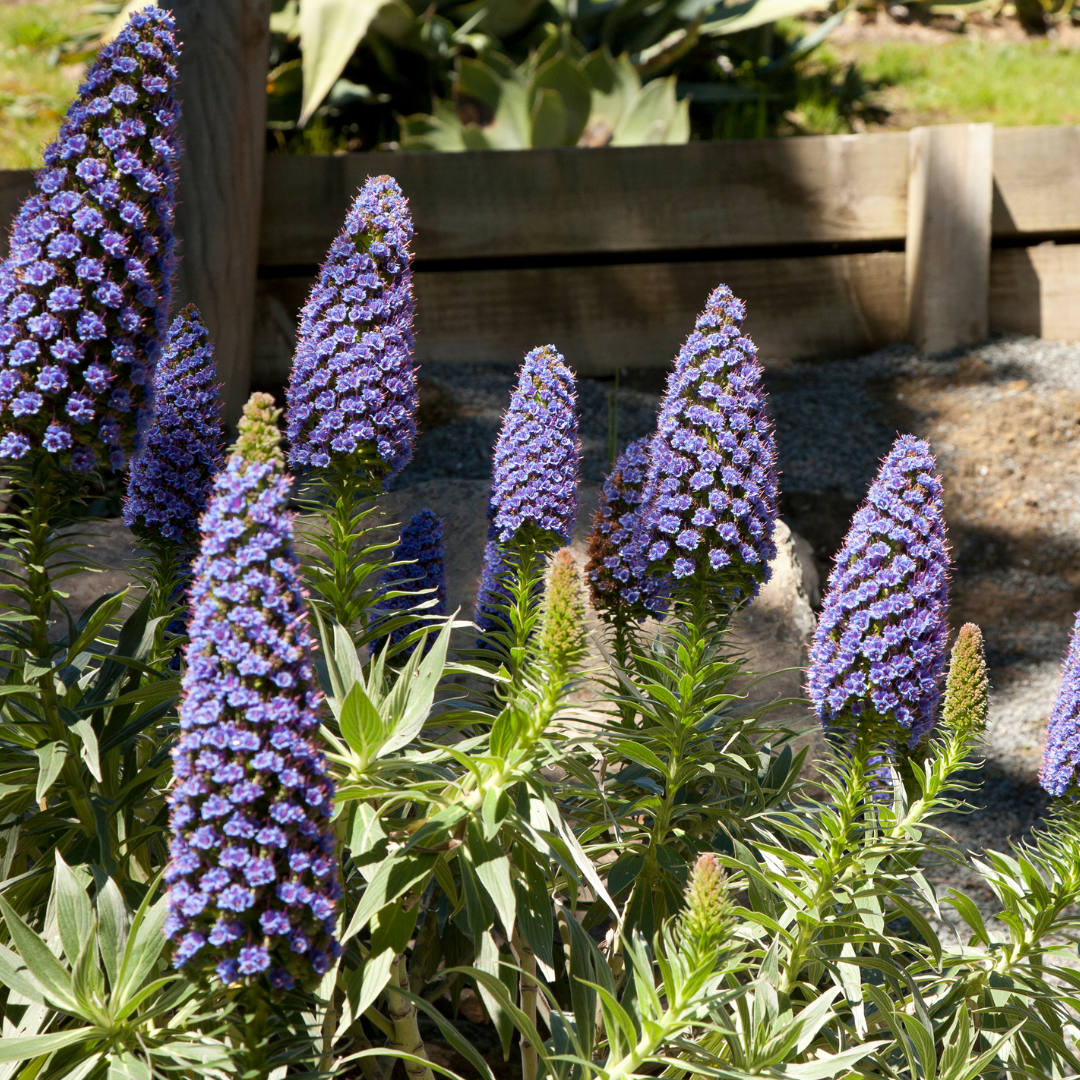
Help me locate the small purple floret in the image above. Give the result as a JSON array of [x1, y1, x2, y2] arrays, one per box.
[[807, 434, 950, 743]]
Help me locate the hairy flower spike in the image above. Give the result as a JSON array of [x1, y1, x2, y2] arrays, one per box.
[[636, 285, 778, 599], [585, 438, 668, 620], [372, 509, 447, 657], [488, 346, 580, 550], [807, 435, 950, 744], [165, 394, 342, 991], [942, 623, 990, 738], [539, 549, 587, 670], [1040, 611, 1080, 798], [474, 540, 511, 636], [286, 175, 417, 484], [680, 854, 731, 957], [123, 305, 223, 549], [236, 391, 284, 466], [0, 8, 179, 471]]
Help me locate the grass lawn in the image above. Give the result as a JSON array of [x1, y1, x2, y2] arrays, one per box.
[[835, 33, 1080, 129], [0, 0, 106, 169]]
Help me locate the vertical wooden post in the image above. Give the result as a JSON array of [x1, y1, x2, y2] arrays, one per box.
[[170, 0, 272, 426], [906, 123, 994, 354]]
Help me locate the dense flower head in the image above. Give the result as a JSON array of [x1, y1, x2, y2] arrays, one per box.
[[942, 623, 990, 738], [0, 8, 179, 472], [165, 393, 341, 990], [371, 508, 447, 657], [807, 435, 950, 743], [474, 540, 511, 637], [488, 346, 580, 550], [635, 286, 778, 599], [123, 305, 223, 548], [539, 549, 587, 670], [1040, 611, 1080, 797], [286, 175, 417, 483], [585, 438, 668, 620]]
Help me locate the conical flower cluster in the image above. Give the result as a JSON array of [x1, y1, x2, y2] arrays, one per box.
[[585, 438, 668, 620], [539, 549, 587, 671], [286, 174, 417, 484], [124, 305, 223, 550], [372, 508, 447, 656], [942, 623, 990, 738], [1040, 611, 1080, 797], [165, 395, 341, 991], [0, 8, 179, 472], [487, 345, 580, 550], [807, 435, 950, 743], [474, 540, 511, 636], [636, 285, 778, 596]]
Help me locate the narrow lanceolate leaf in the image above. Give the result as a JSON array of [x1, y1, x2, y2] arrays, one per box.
[[70, 719, 102, 783], [0, 1029, 98, 1064], [53, 853, 94, 966], [35, 741, 68, 802], [0, 896, 77, 1012], [96, 877, 129, 992]]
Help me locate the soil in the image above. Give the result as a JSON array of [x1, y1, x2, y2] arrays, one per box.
[[408, 333, 1080, 919]]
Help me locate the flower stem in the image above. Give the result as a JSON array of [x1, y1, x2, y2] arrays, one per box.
[[386, 952, 433, 1080], [514, 930, 539, 1080]]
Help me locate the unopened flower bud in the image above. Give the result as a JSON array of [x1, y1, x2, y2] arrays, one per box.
[[942, 623, 989, 737], [539, 549, 586, 670], [234, 392, 283, 466], [680, 853, 730, 954]]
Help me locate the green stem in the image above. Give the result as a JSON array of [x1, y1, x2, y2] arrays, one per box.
[[386, 952, 434, 1080], [514, 929, 539, 1080], [243, 983, 272, 1080]]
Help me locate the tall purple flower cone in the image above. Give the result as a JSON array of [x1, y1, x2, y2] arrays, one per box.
[[164, 394, 341, 991], [474, 540, 512, 637], [285, 174, 417, 485], [123, 304, 224, 550], [372, 508, 447, 656], [1040, 612, 1080, 797], [807, 434, 950, 744], [488, 345, 580, 551], [0, 8, 179, 472], [585, 438, 668, 620], [635, 285, 778, 600]]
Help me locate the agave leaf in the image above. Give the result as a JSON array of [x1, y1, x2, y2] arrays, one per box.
[[531, 53, 591, 144], [698, 0, 829, 36], [530, 88, 567, 147]]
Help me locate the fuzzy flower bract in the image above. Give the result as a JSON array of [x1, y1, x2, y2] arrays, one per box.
[[372, 508, 447, 657], [164, 394, 342, 990], [123, 304, 223, 549], [285, 175, 417, 484], [1040, 611, 1080, 797], [0, 8, 179, 472], [487, 345, 580, 550], [807, 435, 950, 743], [942, 622, 990, 738], [585, 437, 668, 620], [635, 285, 778, 598]]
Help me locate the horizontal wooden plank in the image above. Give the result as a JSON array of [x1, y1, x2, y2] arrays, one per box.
[[258, 134, 911, 266], [0, 169, 33, 258], [254, 251, 907, 379], [993, 126, 1080, 238], [990, 242, 1080, 341]]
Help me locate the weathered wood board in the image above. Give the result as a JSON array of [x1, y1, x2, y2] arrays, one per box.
[[256, 251, 908, 375], [990, 243, 1080, 341], [993, 126, 1080, 238]]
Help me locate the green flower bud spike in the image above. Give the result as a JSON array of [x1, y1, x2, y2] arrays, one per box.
[[680, 853, 732, 959], [539, 549, 587, 672], [234, 392, 284, 466], [942, 622, 990, 738]]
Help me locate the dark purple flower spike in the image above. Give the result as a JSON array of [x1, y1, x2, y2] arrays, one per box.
[[286, 174, 417, 487], [807, 434, 950, 745], [1040, 612, 1080, 798], [635, 285, 779, 605], [165, 394, 341, 991], [124, 304, 223, 551], [0, 8, 179, 472]]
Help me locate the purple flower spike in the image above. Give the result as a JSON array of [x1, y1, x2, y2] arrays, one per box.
[[636, 285, 779, 599], [123, 304, 224, 550], [585, 438, 668, 620], [165, 394, 341, 989], [372, 508, 447, 657], [286, 174, 417, 485], [488, 345, 580, 550], [1040, 612, 1080, 797], [0, 8, 179, 472], [474, 540, 511, 636], [807, 434, 950, 744]]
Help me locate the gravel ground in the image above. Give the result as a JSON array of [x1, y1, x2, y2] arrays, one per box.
[[407, 335, 1080, 906]]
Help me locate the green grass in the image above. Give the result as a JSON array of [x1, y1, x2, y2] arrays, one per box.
[[0, 1, 106, 169], [833, 36, 1080, 128]]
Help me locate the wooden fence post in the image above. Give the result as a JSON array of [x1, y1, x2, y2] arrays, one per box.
[[905, 123, 994, 354], [170, 0, 272, 426]]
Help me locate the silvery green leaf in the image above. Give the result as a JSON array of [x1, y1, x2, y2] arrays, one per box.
[[380, 619, 452, 757], [0, 895, 77, 1012], [96, 877, 128, 991], [106, 1051, 151, 1080], [116, 891, 168, 1003], [34, 741, 68, 802], [53, 852, 94, 967], [70, 719, 101, 783], [0, 1029, 97, 1064]]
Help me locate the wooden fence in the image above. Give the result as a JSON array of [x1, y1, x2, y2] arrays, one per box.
[[2, 123, 1079, 391]]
